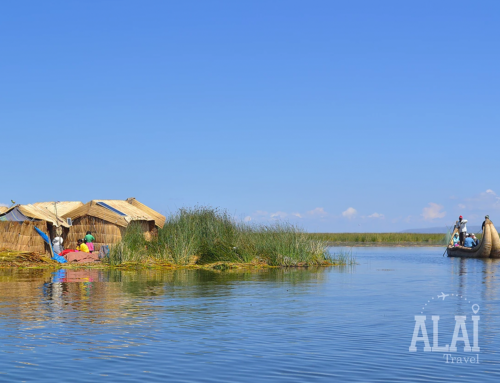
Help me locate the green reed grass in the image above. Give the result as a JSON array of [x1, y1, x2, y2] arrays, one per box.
[[326, 248, 356, 265], [308, 232, 448, 245], [106, 207, 333, 267]]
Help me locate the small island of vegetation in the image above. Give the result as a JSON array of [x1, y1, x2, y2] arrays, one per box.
[[1, 207, 354, 269]]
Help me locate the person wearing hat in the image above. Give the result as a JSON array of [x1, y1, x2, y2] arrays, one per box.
[[482, 215, 490, 231], [455, 215, 468, 246], [452, 233, 460, 247]]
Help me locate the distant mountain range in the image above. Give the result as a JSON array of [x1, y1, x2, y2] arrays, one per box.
[[401, 226, 482, 234]]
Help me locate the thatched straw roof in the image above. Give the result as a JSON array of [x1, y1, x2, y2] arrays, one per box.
[[33, 201, 84, 217], [0, 206, 8, 214], [0, 204, 71, 227], [63, 200, 155, 227], [126, 198, 165, 228]]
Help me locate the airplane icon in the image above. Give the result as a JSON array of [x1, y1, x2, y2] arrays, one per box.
[[438, 292, 449, 300]]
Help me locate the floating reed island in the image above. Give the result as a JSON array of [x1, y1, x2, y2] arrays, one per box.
[[0, 201, 351, 268]]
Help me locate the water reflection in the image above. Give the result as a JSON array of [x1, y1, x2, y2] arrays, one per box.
[[0, 267, 331, 325], [448, 257, 500, 298]]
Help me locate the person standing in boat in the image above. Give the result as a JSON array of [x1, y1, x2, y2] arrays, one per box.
[[482, 215, 489, 231], [455, 215, 468, 246]]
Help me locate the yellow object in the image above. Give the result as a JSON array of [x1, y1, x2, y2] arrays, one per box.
[[77, 243, 90, 253]]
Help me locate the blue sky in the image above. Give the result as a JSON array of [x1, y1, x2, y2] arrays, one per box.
[[1, 1, 499, 232]]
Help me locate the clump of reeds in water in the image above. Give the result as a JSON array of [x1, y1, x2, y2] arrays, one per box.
[[106, 207, 335, 267], [326, 248, 356, 265]]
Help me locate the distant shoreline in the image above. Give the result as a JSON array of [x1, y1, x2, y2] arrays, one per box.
[[308, 233, 447, 247], [324, 242, 443, 247]]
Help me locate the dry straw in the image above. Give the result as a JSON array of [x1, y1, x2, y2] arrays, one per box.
[[0, 221, 49, 253]]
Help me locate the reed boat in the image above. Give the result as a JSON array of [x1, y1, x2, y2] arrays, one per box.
[[446, 218, 496, 258], [490, 221, 500, 258]]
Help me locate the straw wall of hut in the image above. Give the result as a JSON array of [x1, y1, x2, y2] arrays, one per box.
[[64, 216, 152, 251], [0, 203, 71, 255], [0, 221, 50, 253]]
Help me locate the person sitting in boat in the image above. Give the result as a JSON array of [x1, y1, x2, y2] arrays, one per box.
[[76, 239, 90, 253], [464, 234, 475, 248], [452, 233, 460, 247], [471, 233, 480, 247], [455, 215, 468, 246]]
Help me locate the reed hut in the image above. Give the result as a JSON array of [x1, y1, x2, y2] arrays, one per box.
[[0, 204, 71, 253], [126, 197, 166, 228], [33, 201, 84, 218], [62, 200, 157, 251], [32, 201, 84, 237]]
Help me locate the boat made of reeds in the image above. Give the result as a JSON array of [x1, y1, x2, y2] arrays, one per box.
[[447, 218, 500, 258]]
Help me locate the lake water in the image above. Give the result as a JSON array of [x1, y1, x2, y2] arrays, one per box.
[[1, 247, 499, 382]]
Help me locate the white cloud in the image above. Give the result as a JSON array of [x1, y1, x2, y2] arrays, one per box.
[[458, 204, 466, 209], [0, 203, 7, 207], [306, 207, 328, 217], [254, 210, 269, 217], [270, 211, 288, 219], [422, 203, 446, 221], [461, 189, 500, 211], [247, 207, 328, 223], [368, 212, 385, 219], [342, 207, 357, 219]]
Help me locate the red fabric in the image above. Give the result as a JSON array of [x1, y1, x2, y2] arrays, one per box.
[[64, 251, 100, 263], [60, 249, 76, 256]]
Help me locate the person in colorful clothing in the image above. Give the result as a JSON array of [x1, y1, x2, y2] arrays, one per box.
[[452, 233, 460, 247], [76, 239, 90, 253], [84, 231, 96, 253]]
